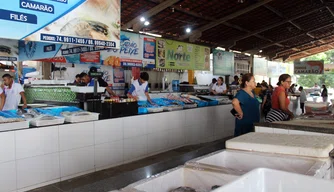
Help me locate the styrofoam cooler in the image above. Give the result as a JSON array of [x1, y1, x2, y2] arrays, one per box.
[[121, 166, 238, 192], [186, 150, 330, 179], [63, 112, 99, 123], [212, 168, 334, 192]]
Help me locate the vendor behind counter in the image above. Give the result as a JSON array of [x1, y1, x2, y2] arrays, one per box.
[[80, 67, 116, 97]]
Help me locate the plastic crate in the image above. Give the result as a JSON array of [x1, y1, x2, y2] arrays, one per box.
[[122, 166, 238, 192], [186, 150, 330, 179], [212, 168, 334, 192]]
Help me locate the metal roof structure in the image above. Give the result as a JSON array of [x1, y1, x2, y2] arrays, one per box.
[[121, 0, 334, 61]]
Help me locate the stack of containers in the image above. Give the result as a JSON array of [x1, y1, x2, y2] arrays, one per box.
[[121, 132, 334, 192]]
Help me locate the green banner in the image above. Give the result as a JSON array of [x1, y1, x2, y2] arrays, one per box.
[[213, 49, 234, 75], [156, 38, 210, 70]]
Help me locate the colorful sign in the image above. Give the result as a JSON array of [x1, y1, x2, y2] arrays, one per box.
[[101, 32, 156, 68], [294, 60, 324, 74], [156, 38, 210, 70], [119, 32, 142, 67], [142, 36, 156, 68], [113, 67, 124, 83], [80, 52, 100, 63], [0, 0, 120, 48], [253, 57, 268, 76], [213, 50, 234, 75], [19, 32, 156, 68], [0, 38, 18, 61]]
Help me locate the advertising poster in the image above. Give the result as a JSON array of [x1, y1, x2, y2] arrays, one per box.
[[253, 57, 268, 76], [119, 32, 142, 67], [213, 49, 234, 75], [0, 38, 19, 61], [142, 35, 156, 68], [113, 67, 124, 83], [267, 61, 279, 77], [19, 32, 157, 68], [294, 60, 324, 74], [0, 0, 120, 48], [156, 38, 210, 70]]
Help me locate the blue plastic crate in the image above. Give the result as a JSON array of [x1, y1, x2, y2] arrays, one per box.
[[35, 106, 82, 116]]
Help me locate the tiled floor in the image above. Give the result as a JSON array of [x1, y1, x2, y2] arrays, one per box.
[[28, 140, 228, 192]]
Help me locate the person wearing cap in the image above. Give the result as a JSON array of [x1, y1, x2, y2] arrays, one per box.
[[1, 74, 27, 110], [80, 67, 116, 97], [127, 72, 154, 104]]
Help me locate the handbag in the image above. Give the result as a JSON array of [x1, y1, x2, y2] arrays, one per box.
[[230, 108, 238, 116], [265, 108, 289, 122]]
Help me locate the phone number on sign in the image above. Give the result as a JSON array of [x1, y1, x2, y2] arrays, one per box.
[[40, 34, 117, 48]]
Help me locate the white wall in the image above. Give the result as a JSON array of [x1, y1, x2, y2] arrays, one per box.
[[0, 105, 234, 192]]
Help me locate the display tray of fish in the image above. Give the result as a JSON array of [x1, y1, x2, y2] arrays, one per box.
[[0, 116, 24, 124], [61, 111, 99, 123], [29, 115, 65, 127]]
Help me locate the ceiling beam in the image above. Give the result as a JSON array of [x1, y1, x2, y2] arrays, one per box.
[[219, 5, 327, 47], [274, 33, 334, 56], [244, 21, 334, 53], [122, 0, 181, 31], [274, 38, 334, 59], [288, 42, 334, 57], [179, 0, 274, 40], [223, 22, 284, 47], [147, 0, 282, 47]]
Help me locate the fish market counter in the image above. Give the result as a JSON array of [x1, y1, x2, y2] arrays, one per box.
[[0, 104, 235, 192], [255, 119, 334, 135]]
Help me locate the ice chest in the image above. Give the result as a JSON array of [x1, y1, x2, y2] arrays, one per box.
[[122, 166, 238, 192], [186, 150, 330, 179], [212, 168, 334, 192]]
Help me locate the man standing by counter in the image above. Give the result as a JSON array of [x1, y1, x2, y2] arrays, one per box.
[[80, 67, 117, 97], [2, 74, 27, 110], [127, 72, 154, 104]]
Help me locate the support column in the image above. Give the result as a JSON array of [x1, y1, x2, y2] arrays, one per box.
[[250, 55, 254, 74], [188, 70, 194, 84]]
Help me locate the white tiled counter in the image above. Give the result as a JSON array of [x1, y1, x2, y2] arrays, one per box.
[[0, 105, 235, 192]]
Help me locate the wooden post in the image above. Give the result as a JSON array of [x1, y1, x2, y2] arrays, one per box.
[[188, 70, 194, 84]]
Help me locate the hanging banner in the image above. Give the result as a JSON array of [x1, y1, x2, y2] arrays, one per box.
[[113, 67, 124, 83], [0, 38, 19, 61], [119, 32, 142, 67], [19, 32, 157, 68], [253, 57, 268, 76], [0, 0, 120, 48], [156, 38, 210, 70], [294, 60, 324, 74], [101, 32, 156, 68], [213, 49, 234, 75], [267, 61, 280, 77], [142, 35, 156, 68]]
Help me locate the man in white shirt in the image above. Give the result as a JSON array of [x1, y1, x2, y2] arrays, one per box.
[[2, 74, 27, 111]]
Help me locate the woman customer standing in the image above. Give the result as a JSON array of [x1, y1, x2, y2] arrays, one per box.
[[260, 82, 272, 118], [232, 73, 260, 137], [265, 74, 294, 122], [321, 84, 328, 102]]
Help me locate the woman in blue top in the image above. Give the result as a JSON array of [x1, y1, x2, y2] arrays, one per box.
[[232, 73, 260, 137]]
